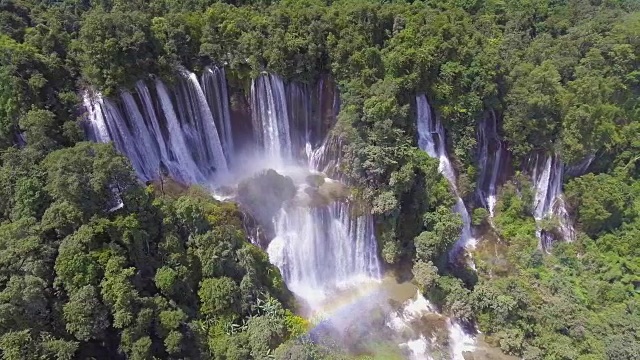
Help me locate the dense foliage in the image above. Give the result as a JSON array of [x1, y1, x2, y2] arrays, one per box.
[[0, 139, 309, 359], [1, 0, 639, 359]]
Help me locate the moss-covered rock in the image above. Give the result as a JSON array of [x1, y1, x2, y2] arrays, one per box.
[[305, 173, 325, 188], [318, 179, 350, 201], [302, 186, 330, 207], [237, 169, 297, 236]]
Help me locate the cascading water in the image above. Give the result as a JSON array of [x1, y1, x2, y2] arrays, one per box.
[[174, 70, 228, 175], [565, 154, 595, 177], [268, 202, 381, 307], [310, 133, 344, 178], [154, 79, 210, 184], [90, 94, 156, 181], [250, 74, 339, 165], [85, 68, 482, 359], [286, 81, 312, 159], [413, 94, 476, 358], [415, 94, 476, 253], [83, 68, 230, 185], [255, 74, 381, 310], [83, 93, 110, 143], [201, 66, 234, 162], [476, 110, 506, 218], [251, 74, 293, 164], [531, 155, 575, 249]]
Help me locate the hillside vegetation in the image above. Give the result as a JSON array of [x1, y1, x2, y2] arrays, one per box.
[[0, 0, 639, 359]]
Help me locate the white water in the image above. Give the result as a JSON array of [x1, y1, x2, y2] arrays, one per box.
[[387, 290, 475, 360], [448, 319, 476, 360], [84, 72, 380, 303], [416, 94, 476, 254], [477, 110, 505, 218], [201, 66, 234, 162], [407, 94, 477, 357], [268, 202, 381, 308], [387, 291, 436, 360], [532, 155, 575, 249], [251, 74, 293, 164], [255, 74, 381, 308], [310, 133, 343, 178], [83, 93, 111, 143], [83, 68, 230, 185], [178, 71, 229, 175], [85, 70, 481, 359], [155, 79, 209, 184]]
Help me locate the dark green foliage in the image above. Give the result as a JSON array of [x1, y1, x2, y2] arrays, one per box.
[[470, 162, 640, 357], [565, 173, 630, 237], [0, 141, 298, 358], [237, 169, 297, 232], [19, 109, 62, 154], [74, 9, 158, 94], [0, 0, 638, 359]]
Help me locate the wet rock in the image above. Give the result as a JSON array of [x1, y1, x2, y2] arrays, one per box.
[[318, 179, 350, 201], [238, 206, 271, 248], [237, 169, 296, 240], [305, 174, 325, 188], [215, 185, 237, 199], [302, 186, 331, 207]]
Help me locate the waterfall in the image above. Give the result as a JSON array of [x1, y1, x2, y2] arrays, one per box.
[[174, 71, 228, 175], [87, 69, 486, 358], [154, 79, 207, 184], [565, 154, 595, 177], [387, 290, 476, 360], [415, 94, 476, 253], [82, 67, 230, 185], [83, 93, 110, 143], [387, 291, 437, 359], [411, 94, 478, 358], [251, 74, 293, 164], [448, 320, 476, 360], [310, 133, 344, 178], [250, 74, 339, 166], [101, 96, 153, 180], [201, 67, 234, 161], [268, 203, 381, 306], [476, 110, 505, 217], [286, 81, 311, 158], [531, 155, 575, 249], [253, 74, 381, 308], [121, 90, 163, 180]]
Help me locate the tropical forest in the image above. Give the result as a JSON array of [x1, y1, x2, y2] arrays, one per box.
[[0, 0, 639, 359]]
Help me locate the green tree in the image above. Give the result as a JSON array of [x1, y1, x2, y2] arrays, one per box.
[[63, 285, 110, 341], [199, 277, 240, 319], [19, 109, 62, 154], [565, 173, 630, 237], [74, 9, 157, 93], [504, 61, 565, 157]]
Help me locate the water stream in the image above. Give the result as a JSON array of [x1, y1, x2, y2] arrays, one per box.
[[84, 70, 478, 359], [476, 110, 506, 218], [531, 154, 575, 249], [416, 94, 476, 255]]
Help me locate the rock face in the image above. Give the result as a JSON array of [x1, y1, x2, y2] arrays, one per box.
[[318, 179, 350, 201], [238, 206, 271, 248], [237, 169, 297, 238], [229, 88, 255, 153], [305, 174, 325, 188], [294, 175, 351, 208]]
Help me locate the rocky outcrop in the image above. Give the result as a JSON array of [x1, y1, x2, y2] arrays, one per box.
[[236, 169, 297, 239]]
